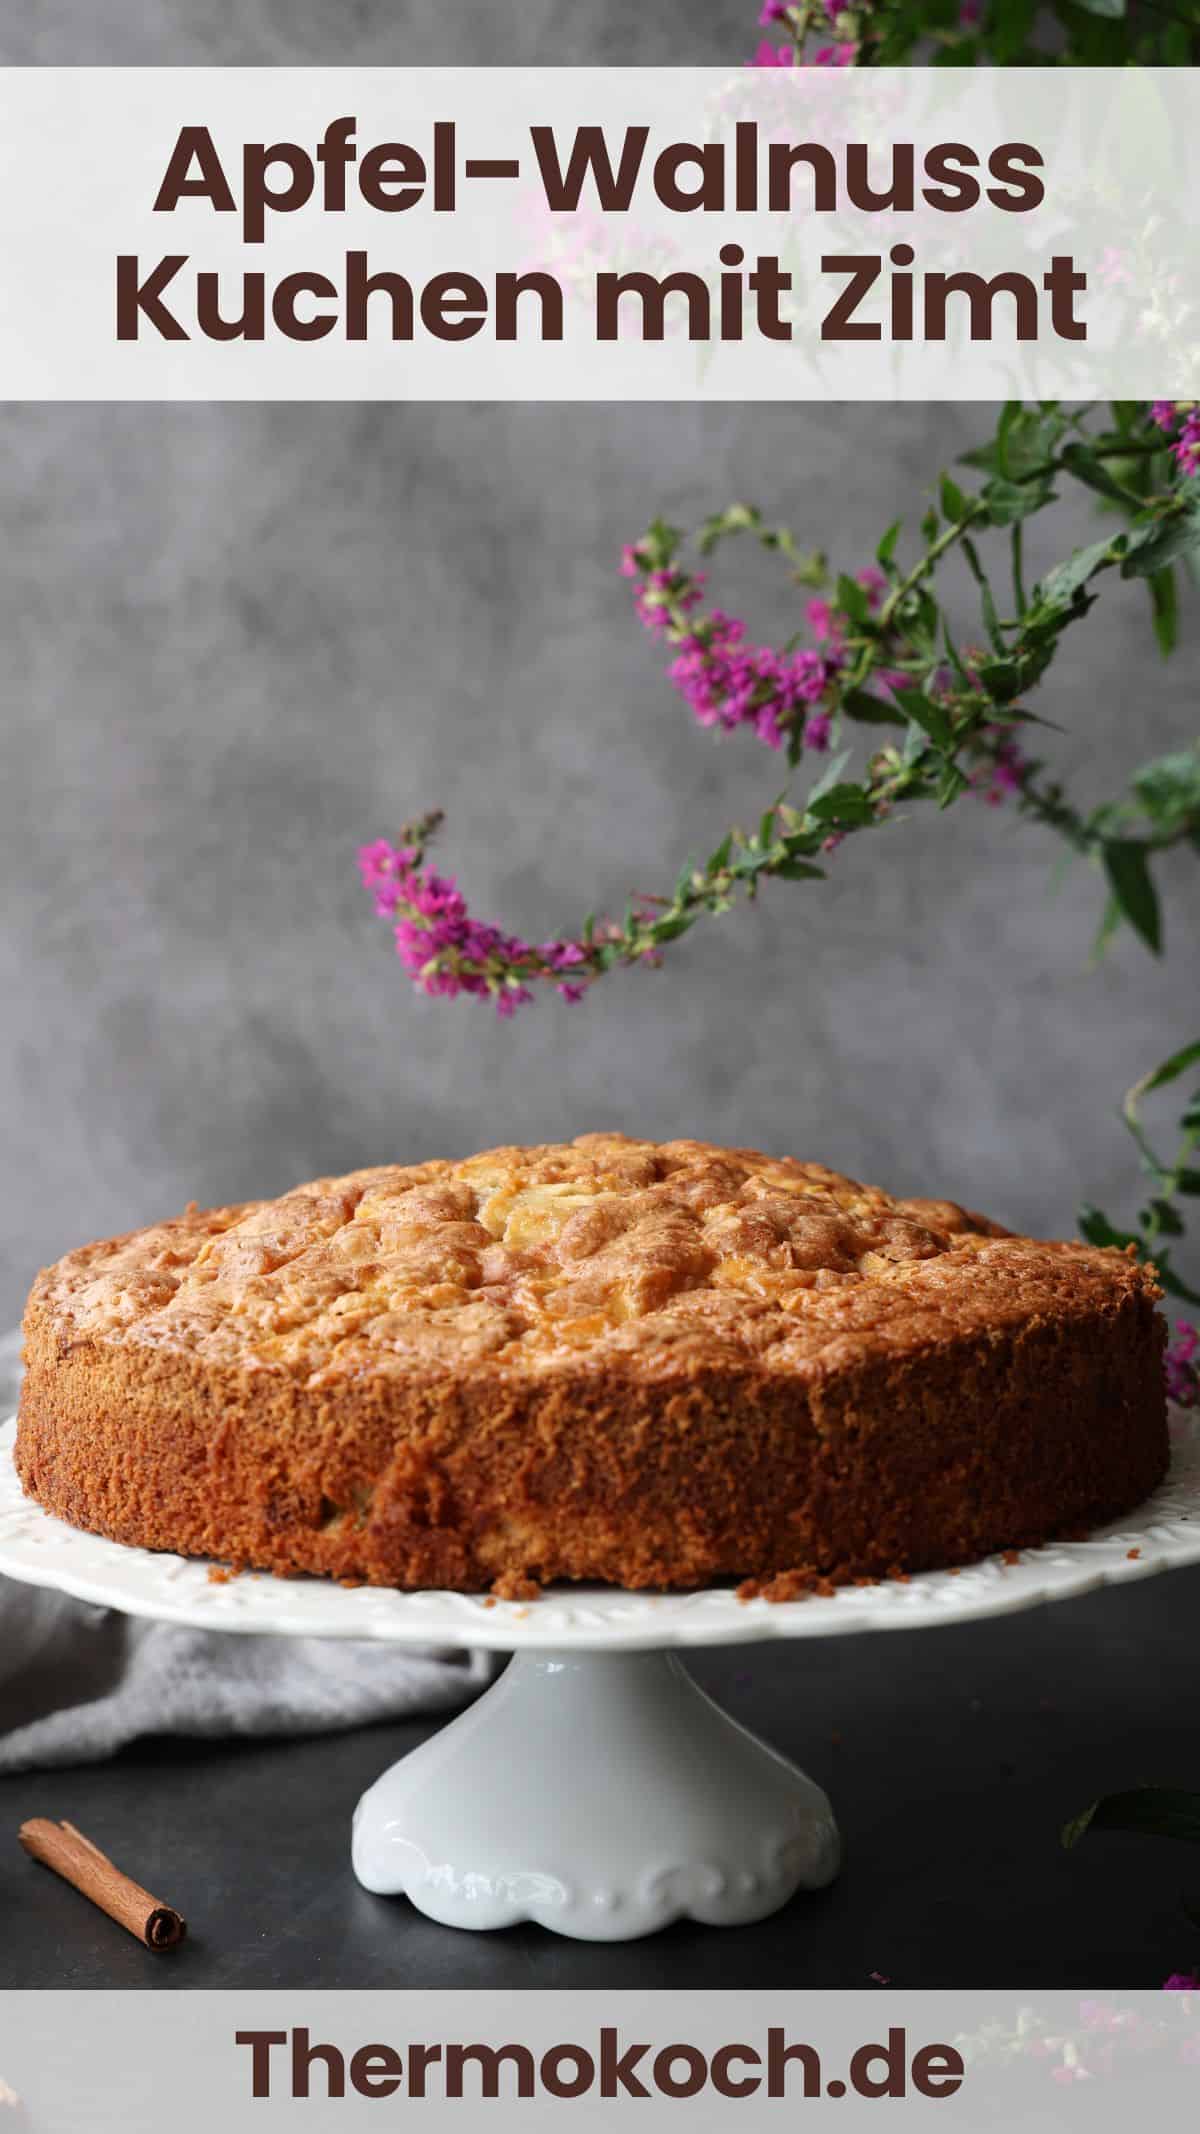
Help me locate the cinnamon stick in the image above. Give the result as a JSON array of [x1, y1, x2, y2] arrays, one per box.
[[18, 1819, 186, 1950]]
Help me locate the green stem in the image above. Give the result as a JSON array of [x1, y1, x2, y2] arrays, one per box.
[[1011, 523, 1028, 616], [878, 503, 986, 630]]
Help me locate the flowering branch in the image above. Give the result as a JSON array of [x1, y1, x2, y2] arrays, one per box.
[[361, 401, 1200, 1016], [358, 814, 595, 1017]]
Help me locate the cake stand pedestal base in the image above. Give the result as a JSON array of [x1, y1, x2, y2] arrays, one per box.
[[351, 1647, 840, 1940]]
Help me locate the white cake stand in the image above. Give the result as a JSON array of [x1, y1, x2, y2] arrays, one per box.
[[2, 1411, 1198, 1941]]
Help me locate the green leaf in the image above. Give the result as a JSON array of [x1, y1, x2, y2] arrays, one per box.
[[806, 782, 876, 826], [876, 519, 902, 571], [1128, 1040, 1200, 1103], [1035, 533, 1119, 612], [975, 656, 1022, 704], [990, 704, 1061, 731], [648, 914, 693, 944], [995, 401, 1023, 471], [900, 719, 927, 769], [1063, 1788, 1200, 1851], [772, 857, 826, 881], [1073, 0, 1127, 16], [1060, 441, 1135, 504], [642, 517, 681, 567], [839, 687, 905, 728], [893, 687, 953, 749], [1010, 521, 1029, 617], [959, 442, 1001, 474], [940, 620, 972, 689], [1078, 1204, 1140, 1252], [959, 402, 1019, 476], [983, 476, 1056, 526], [1131, 747, 1200, 831], [1102, 841, 1162, 953], [906, 586, 940, 654], [960, 535, 1005, 653], [836, 573, 871, 627], [987, 0, 1039, 59], [1062, 1803, 1098, 1849], [805, 748, 852, 808], [937, 764, 968, 809], [1146, 1197, 1185, 1237], [1121, 492, 1200, 580], [939, 473, 969, 522]]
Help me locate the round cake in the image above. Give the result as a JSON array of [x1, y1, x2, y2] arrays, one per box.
[[16, 1134, 1167, 1594]]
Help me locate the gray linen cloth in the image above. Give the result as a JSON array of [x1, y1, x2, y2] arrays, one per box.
[[0, 1329, 491, 1772]]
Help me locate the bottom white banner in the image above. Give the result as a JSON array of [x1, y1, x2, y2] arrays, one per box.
[[0, 1990, 1197, 2127]]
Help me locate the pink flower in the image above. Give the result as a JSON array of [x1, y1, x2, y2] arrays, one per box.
[[652, 594, 839, 752], [623, 541, 899, 761], [1165, 1324, 1200, 1408], [1150, 401, 1200, 478], [806, 596, 841, 643], [1164, 1971, 1200, 1991], [806, 570, 885, 650], [358, 841, 591, 1015], [1174, 426, 1200, 478], [970, 727, 1029, 806], [751, 38, 795, 65]]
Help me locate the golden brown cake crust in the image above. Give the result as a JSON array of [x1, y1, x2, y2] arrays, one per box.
[[15, 1134, 1168, 1591]]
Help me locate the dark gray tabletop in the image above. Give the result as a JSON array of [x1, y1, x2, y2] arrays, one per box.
[[3, 1564, 1199, 1990]]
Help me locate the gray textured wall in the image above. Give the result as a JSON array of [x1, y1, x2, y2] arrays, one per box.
[[2, 3, 1197, 1326]]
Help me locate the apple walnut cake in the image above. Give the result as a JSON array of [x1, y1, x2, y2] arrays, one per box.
[[16, 1134, 1167, 1593]]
